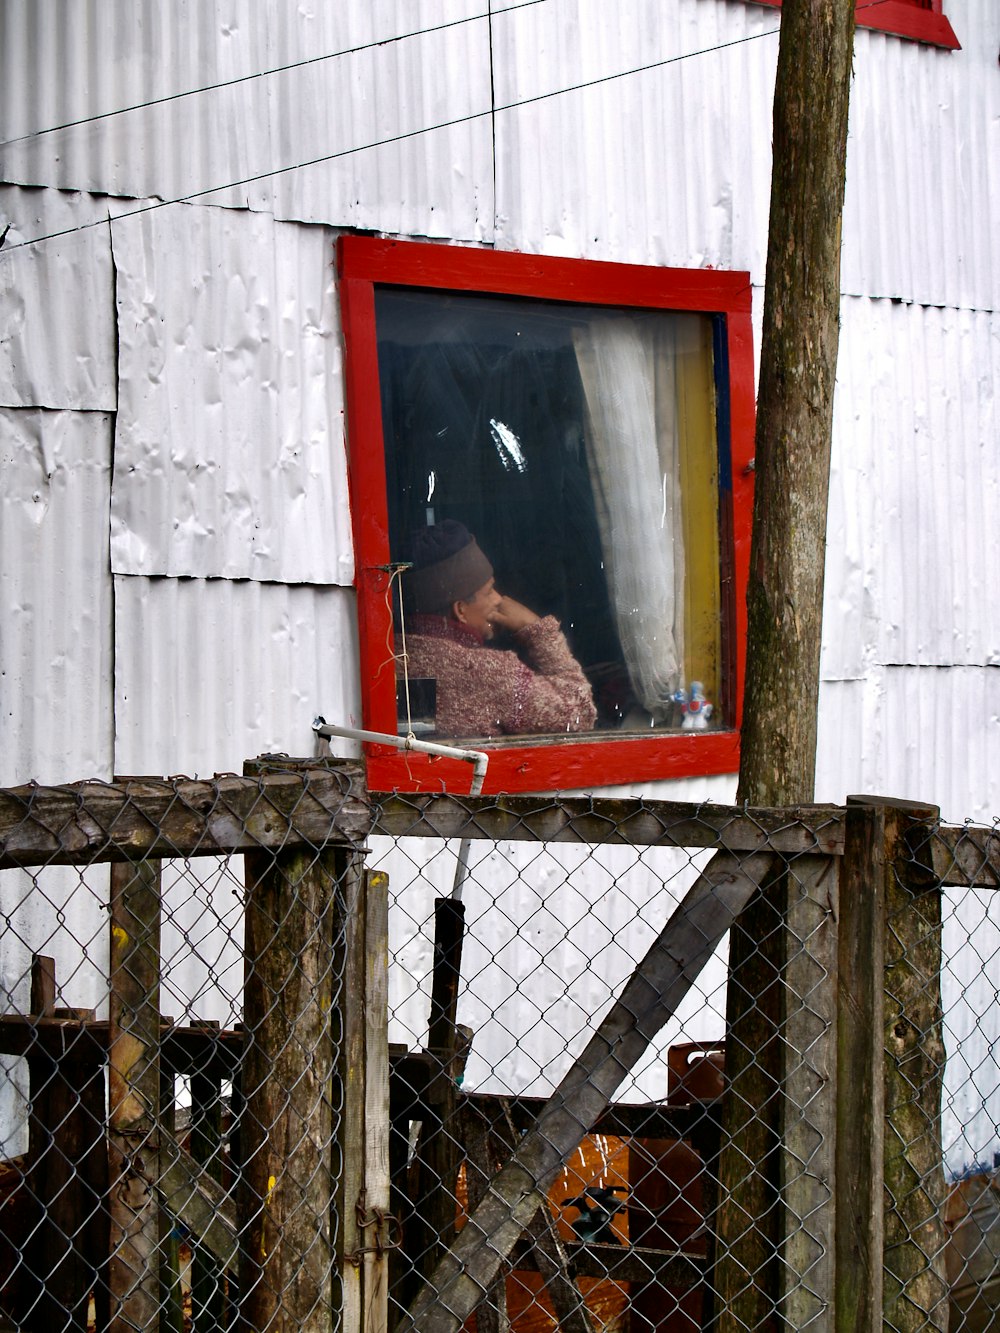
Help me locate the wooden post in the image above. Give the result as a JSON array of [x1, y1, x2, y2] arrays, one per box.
[[335, 866, 392, 1333], [407, 898, 468, 1305], [22, 957, 108, 1333], [713, 865, 786, 1331], [108, 858, 163, 1333], [880, 801, 948, 1332], [779, 852, 839, 1329], [836, 800, 887, 1333], [159, 1056, 185, 1333], [239, 844, 341, 1333], [191, 1019, 225, 1330], [840, 796, 947, 1332]]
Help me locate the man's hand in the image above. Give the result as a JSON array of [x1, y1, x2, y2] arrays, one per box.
[[489, 595, 541, 633]]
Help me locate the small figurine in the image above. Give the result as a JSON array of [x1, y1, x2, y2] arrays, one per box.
[[673, 680, 714, 730]]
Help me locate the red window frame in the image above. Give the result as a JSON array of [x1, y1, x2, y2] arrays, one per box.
[[337, 236, 755, 794], [747, 0, 959, 49]]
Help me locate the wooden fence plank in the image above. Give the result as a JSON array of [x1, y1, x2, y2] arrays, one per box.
[[155, 1149, 238, 1271], [713, 860, 786, 1332], [108, 859, 162, 1333], [0, 763, 369, 868], [400, 850, 773, 1333], [926, 824, 1000, 888], [881, 803, 949, 1333], [336, 848, 368, 1333], [374, 793, 844, 856], [21, 957, 108, 1333], [836, 800, 887, 1333], [780, 853, 839, 1329], [240, 844, 342, 1333], [363, 870, 392, 1333]]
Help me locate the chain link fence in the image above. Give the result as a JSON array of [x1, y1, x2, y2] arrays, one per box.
[[0, 760, 996, 1332]]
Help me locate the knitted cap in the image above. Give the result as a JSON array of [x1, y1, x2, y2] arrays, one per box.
[[408, 521, 494, 614]]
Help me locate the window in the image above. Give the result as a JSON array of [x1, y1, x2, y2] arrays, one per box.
[[338, 237, 755, 793], [746, 0, 959, 49]]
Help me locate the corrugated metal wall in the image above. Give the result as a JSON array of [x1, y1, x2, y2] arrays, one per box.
[[1, 0, 998, 1159], [3, 0, 997, 803]]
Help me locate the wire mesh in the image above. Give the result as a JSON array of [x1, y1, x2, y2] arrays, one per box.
[[0, 768, 996, 1333]]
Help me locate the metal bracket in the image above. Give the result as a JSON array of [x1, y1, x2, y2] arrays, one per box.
[[348, 1189, 403, 1265]]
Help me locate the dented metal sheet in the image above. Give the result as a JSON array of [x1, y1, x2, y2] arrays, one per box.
[[0, 0, 494, 242], [0, 408, 114, 786], [0, 186, 118, 410], [110, 203, 354, 584], [113, 575, 360, 779]]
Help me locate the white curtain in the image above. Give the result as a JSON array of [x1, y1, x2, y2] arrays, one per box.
[[573, 315, 688, 722]]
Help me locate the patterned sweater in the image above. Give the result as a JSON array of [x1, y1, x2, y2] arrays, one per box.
[[401, 615, 597, 739]]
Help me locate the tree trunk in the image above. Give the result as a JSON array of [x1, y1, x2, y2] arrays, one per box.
[[737, 0, 855, 808], [716, 1, 856, 1327]]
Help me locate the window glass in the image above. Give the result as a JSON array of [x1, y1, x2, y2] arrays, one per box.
[[375, 286, 723, 741]]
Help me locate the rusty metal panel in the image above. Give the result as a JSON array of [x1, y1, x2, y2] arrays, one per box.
[[0, 407, 114, 786], [0, 0, 494, 242], [110, 204, 354, 584], [0, 186, 118, 411], [112, 575, 360, 779]]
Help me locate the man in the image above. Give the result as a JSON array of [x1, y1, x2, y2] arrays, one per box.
[[401, 520, 596, 739]]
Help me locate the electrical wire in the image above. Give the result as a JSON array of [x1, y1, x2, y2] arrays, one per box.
[[0, 0, 551, 153], [0, 21, 785, 258], [0, 0, 911, 162]]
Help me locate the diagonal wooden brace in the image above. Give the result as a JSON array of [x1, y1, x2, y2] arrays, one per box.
[[401, 849, 774, 1333]]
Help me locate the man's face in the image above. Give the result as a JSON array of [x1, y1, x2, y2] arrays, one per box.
[[454, 578, 503, 639]]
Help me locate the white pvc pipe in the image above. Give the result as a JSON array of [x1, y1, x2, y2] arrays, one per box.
[[311, 718, 489, 901]]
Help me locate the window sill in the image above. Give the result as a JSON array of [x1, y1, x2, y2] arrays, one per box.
[[363, 729, 741, 795], [745, 0, 960, 50]]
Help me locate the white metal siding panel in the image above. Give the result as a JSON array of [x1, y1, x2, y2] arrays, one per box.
[[0, 0, 494, 243], [493, 0, 778, 270], [821, 297, 885, 683], [0, 402, 114, 1146], [822, 299, 1000, 680], [873, 303, 998, 668], [110, 204, 354, 584], [0, 186, 117, 411], [113, 576, 359, 779], [492, 0, 998, 311], [260, 2, 494, 239], [0, 408, 114, 786], [842, 12, 1000, 311], [815, 670, 1000, 825]]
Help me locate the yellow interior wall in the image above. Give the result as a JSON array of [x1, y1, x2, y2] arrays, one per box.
[[677, 318, 721, 706]]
